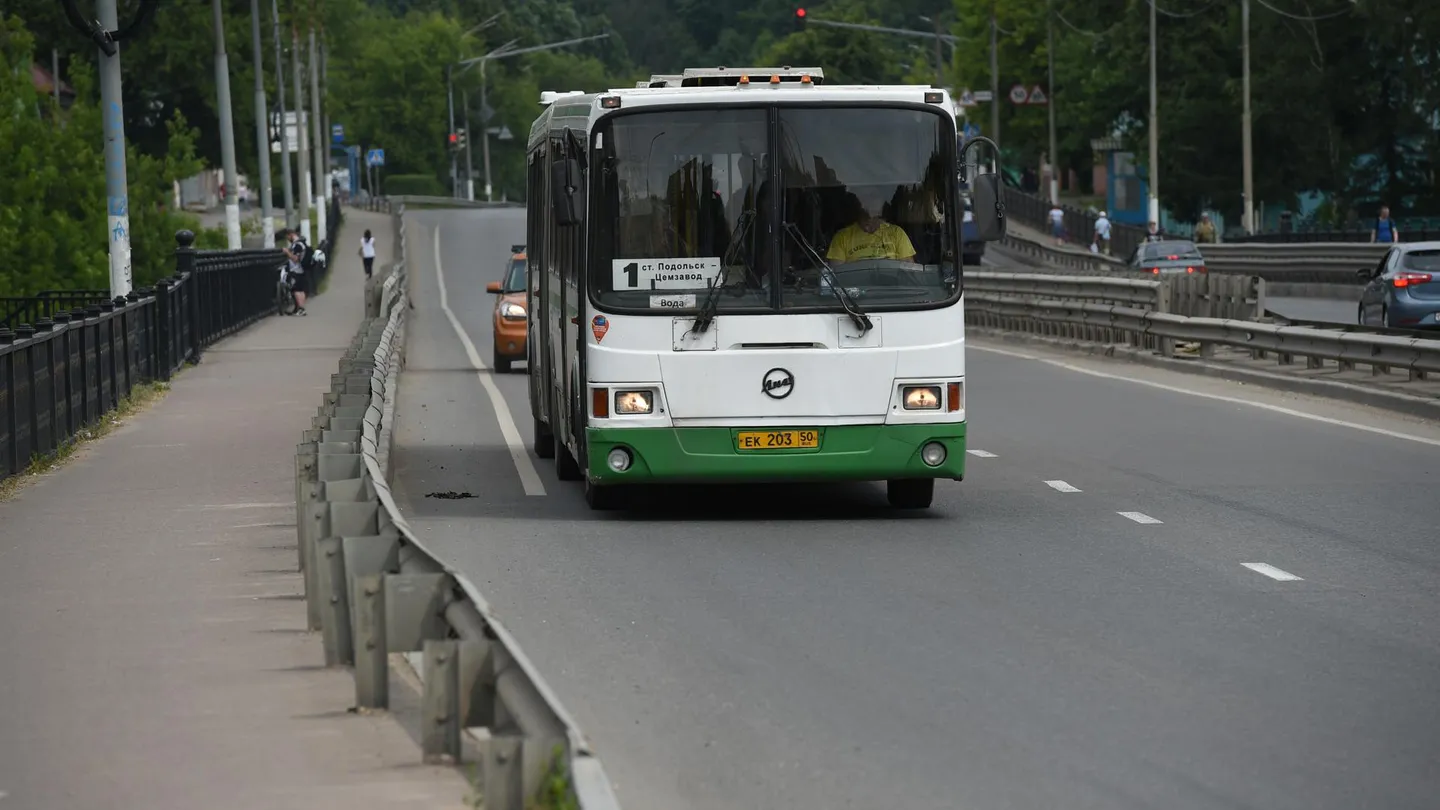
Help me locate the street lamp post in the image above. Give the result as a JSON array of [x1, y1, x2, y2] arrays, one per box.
[[1241, 0, 1254, 233], [451, 33, 611, 202], [1148, 0, 1160, 226], [1046, 0, 1058, 205]]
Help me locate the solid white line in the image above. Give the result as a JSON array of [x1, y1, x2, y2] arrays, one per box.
[[1118, 511, 1163, 524], [1243, 562, 1304, 582], [189, 502, 290, 511], [433, 225, 547, 497], [966, 449, 998, 458], [971, 344, 1440, 449], [1044, 479, 1081, 492]]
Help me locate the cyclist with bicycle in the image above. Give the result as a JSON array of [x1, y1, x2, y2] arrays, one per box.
[[282, 229, 310, 316]]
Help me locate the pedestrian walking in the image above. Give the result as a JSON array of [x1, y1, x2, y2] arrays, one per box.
[[1048, 204, 1066, 245], [1093, 210, 1112, 255], [359, 229, 376, 277], [1372, 205, 1400, 243]]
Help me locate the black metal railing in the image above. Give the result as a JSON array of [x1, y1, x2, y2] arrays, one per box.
[[0, 290, 114, 330], [0, 229, 295, 482], [1001, 186, 1150, 259]]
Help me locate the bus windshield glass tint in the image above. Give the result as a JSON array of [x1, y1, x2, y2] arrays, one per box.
[[591, 108, 771, 313], [778, 107, 959, 310]]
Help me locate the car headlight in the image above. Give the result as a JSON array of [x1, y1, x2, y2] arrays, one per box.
[[902, 385, 942, 410], [614, 390, 653, 415], [500, 302, 526, 319]]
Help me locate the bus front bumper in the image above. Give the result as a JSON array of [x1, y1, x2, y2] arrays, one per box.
[[585, 423, 967, 484]]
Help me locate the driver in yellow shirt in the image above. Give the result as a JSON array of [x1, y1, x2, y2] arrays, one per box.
[[826, 189, 917, 264]]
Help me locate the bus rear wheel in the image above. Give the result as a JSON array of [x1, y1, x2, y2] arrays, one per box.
[[886, 479, 934, 509], [533, 417, 555, 459]]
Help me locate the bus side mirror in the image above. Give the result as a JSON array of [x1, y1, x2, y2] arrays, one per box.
[[970, 173, 1006, 242], [551, 158, 585, 226]]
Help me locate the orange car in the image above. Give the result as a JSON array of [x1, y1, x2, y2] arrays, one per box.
[[485, 246, 528, 373]]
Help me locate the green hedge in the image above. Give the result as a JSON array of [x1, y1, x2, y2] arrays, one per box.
[[384, 174, 446, 196]]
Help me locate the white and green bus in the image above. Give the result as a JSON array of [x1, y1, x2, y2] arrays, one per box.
[[522, 67, 1005, 510]]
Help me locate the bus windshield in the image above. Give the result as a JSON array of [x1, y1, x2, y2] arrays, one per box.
[[589, 104, 960, 314]]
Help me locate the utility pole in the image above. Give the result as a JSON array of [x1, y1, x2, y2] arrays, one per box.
[[932, 17, 944, 86], [321, 35, 332, 201], [249, 0, 275, 247], [212, 0, 242, 249], [52, 49, 61, 105], [463, 89, 475, 201], [309, 24, 326, 241], [291, 17, 311, 242], [989, 3, 1000, 148], [97, 0, 133, 297], [1241, 0, 1254, 234], [1046, 0, 1058, 205], [271, 0, 294, 228], [1148, 0, 1160, 226]]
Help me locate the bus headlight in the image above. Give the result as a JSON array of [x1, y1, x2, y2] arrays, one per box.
[[902, 386, 942, 410], [614, 390, 653, 415], [500, 302, 526, 319]]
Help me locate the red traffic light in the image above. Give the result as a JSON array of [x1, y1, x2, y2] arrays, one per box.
[[796, 7, 806, 16], [793, 7, 806, 29], [448, 133, 458, 143]]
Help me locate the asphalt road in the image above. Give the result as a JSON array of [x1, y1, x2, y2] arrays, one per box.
[[392, 208, 1440, 810]]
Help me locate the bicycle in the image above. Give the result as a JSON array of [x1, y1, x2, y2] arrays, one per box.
[[275, 264, 297, 316]]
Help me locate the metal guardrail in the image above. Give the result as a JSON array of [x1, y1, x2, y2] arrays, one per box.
[[295, 204, 620, 810], [359, 195, 525, 213], [968, 269, 1264, 321], [967, 273, 1440, 385]]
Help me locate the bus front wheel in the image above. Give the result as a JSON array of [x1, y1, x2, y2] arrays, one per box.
[[886, 479, 935, 509], [555, 435, 583, 481], [584, 478, 626, 511]]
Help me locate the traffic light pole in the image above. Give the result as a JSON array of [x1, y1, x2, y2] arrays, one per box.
[[463, 88, 475, 201]]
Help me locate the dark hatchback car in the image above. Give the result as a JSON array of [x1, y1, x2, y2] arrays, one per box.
[[1357, 242, 1440, 329], [1126, 240, 1207, 275]]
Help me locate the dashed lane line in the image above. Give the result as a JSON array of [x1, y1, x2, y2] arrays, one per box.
[[1118, 511, 1164, 524], [1243, 563, 1304, 582], [966, 449, 998, 458], [1044, 480, 1082, 493], [432, 225, 547, 497]]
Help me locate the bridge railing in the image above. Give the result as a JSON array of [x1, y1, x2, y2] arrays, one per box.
[[0, 197, 343, 484], [295, 203, 621, 810]]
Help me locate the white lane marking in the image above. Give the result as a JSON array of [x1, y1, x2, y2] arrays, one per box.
[[1044, 480, 1082, 493], [971, 344, 1440, 449], [1118, 511, 1163, 524], [966, 449, 998, 458], [1243, 563, 1304, 582], [188, 502, 290, 511], [433, 225, 547, 497]]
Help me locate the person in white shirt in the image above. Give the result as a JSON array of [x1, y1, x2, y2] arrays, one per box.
[[1093, 210, 1112, 255], [1048, 205, 1066, 245], [359, 229, 376, 277]]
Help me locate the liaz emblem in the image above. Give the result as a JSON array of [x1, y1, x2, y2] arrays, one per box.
[[591, 314, 610, 343]]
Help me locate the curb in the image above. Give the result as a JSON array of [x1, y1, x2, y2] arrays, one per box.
[[968, 327, 1440, 422]]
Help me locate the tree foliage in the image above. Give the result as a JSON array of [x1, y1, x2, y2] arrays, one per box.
[[9, 0, 1440, 228], [1, 14, 205, 298]]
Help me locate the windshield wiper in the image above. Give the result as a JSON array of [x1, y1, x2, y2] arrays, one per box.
[[782, 222, 873, 334], [693, 209, 756, 333]]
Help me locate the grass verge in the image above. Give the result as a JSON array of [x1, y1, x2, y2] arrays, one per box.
[[0, 378, 174, 502]]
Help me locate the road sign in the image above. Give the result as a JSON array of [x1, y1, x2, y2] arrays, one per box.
[[1009, 84, 1029, 104], [1028, 85, 1048, 105], [962, 122, 981, 139], [366, 148, 385, 167], [958, 89, 976, 107], [332, 123, 344, 144], [973, 90, 993, 102]]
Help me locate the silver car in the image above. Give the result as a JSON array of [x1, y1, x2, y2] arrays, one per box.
[[1357, 242, 1440, 330]]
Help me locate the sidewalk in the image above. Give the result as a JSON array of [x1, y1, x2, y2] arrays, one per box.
[[0, 209, 470, 809]]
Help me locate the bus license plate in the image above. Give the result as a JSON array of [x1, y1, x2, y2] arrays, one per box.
[[736, 429, 820, 451]]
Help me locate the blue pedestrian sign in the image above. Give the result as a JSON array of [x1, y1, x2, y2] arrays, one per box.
[[366, 148, 385, 167], [962, 122, 981, 140], [332, 124, 344, 144]]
